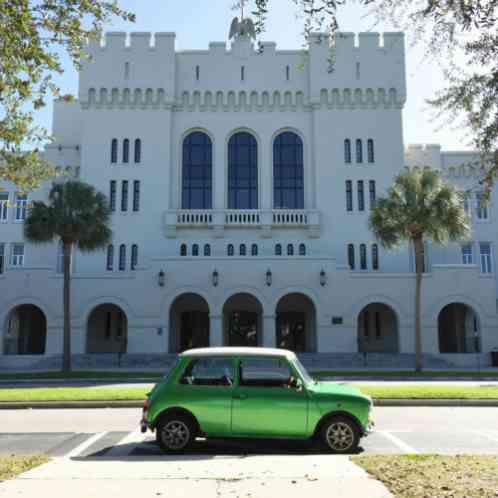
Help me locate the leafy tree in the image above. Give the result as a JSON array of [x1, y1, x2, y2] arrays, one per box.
[[251, 0, 498, 186], [24, 181, 112, 372], [0, 1, 134, 191], [369, 167, 470, 372]]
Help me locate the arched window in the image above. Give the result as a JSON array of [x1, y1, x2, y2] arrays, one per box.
[[360, 244, 367, 270], [299, 243, 306, 256], [119, 244, 126, 271], [344, 139, 351, 164], [287, 244, 294, 256], [356, 139, 363, 163], [275, 244, 282, 256], [111, 139, 118, 164], [123, 139, 129, 163], [227, 244, 234, 256], [182, 131, 212, 209], [273, 131, 304, 209], [131, 244, 138, 270], [134, 139, 141, 163], [239, 244, 246, 256], [106, 244, 114, 271], [180, 244, 187, 256], [251, 244, 258, 256], [192, 244, 199, 256], [347, 244, 355, 270], [204, 244, 211, 256], [367, 139, 374, 163], [372, 244, 379, 270], [228, 132, 258, 209]]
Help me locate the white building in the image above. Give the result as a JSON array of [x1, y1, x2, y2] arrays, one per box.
[[1, 28, 497, 369]]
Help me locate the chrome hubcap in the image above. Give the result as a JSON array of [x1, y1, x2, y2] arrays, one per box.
[[161, 420, 190, 450], [326, 422, 355, 451]]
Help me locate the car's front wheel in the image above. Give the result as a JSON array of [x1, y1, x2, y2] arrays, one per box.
[[156, 414, 196, 453], [320, 416, 360, 454]]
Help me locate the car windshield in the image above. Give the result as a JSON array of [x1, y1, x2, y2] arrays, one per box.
[[292, 356, 314, 384]]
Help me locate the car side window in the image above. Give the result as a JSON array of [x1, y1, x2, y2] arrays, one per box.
[[180, 358, 234, 387], [239, 357, 293, 388]]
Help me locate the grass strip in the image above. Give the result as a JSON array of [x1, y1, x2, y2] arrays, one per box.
[[1, 384, 498, 401], [0, 455, 49, 482], [353, 455, 498, 498]]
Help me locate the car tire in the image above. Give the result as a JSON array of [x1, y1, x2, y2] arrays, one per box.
[[156, 414, 196, 453], [320, 415, 360, 454]]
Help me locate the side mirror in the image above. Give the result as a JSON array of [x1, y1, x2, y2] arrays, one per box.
[[289, 376, 303, 391]]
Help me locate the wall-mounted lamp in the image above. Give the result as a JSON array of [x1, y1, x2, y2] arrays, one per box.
[[212, 269, 219, 287], [320, 269, 327, 287], [157, 269, 165, 287], [266, 268, 272, 287]]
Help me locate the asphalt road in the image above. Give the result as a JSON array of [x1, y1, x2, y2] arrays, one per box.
[[1, 406, 497, 457]]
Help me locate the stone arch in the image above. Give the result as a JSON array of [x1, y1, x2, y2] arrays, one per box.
[[86, 303, 128, 353], [222, 293, 264, 347], [3, 304, 47, 355], [438, 302, 481, 353], [357, 302, 399, 353]]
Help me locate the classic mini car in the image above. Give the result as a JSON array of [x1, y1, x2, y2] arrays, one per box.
[[141, 347, 373, 453]]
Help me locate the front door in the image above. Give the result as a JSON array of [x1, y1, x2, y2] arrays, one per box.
[[231, 356, 308, 437]]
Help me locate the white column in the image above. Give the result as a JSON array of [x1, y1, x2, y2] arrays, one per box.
[[210, 315, 223, 346], [260, 137, 272, 210], [45, 326, 63, 354], [263, 315, 276, 348], [71, 326, 86, 354]]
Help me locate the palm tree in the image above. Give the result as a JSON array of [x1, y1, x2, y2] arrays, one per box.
[[369, 167, 470, 372], [24, 180, 112, 372]]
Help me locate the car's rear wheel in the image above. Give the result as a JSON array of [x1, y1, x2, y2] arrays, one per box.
[[156, 414, 196, 453], [320, 416, 360, 454]]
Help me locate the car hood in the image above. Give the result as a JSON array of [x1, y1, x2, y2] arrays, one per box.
[[307, 381, 370, 402]]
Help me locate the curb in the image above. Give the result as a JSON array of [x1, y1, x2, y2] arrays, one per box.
[[1, 398, 498, 409]]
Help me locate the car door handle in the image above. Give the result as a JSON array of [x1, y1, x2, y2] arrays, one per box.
[[232, 393, 247, 400]]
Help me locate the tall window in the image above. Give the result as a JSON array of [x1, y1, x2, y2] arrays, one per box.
[[228, 132, 258, 209], [134, 139, 141, 163], [372, 244, 379, 270], [251, 244, 258, 256], [133, 180, 140, 212], [109, 181, 116, 212], [356, 139, 363, 163], [106, 244, 114, 271], [480, 242, 492, 273], [111, 139, 118, 163], [346, 180, 353, 212], [299, 243, 306, 256], [131, 244, 138, 270], [180, 244, 187, 256], [121, 181, 128, 212], [367, 139, 375, 163], [119, 244, 126, 271], [286, 65, 290, 81], [287, 244, 294, 256], [357, 181, 365, 212], [275, 243, 282, 256], [182, 131, 213, 209], [0, 192, 8, 222], [195, 65, 200, 81], [273, 132, 304, 209], [0, 244, 4, 274], [14, 193, 28, 221], [369, 180, 376, 209], [239, 244, 246, 256], [360, 244, 367, 270], [204, 244, 211, 256], [11, 243, 25, 267], [122, 139, 130, 163], [348, 244, 355, 270], [227, 244, 234, 256], [476, 192, 489, 220], [192, 244, 199, 256], [462, 243, 473, 264], [344, 139, 351, 164]]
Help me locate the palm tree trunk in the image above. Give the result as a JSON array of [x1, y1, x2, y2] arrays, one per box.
[[62, 241, 72, 373], [413, 236, 424, 373]]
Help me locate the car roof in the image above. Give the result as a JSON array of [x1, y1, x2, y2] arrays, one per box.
[[180, 347, 296, 360]]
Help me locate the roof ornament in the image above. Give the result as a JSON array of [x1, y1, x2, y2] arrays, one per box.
[[229, 0, 256, 40]]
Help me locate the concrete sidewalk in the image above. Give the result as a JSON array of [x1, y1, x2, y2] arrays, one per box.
[[0, 454, 392, 498]]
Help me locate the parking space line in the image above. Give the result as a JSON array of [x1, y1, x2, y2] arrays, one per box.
[[105, 429, 148, 457], [378, 431, 419, 454], [66, 432, 107, 458]]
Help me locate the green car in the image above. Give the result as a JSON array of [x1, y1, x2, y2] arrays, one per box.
[[141, 347, 374, 454]]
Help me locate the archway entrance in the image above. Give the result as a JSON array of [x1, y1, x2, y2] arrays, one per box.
[[169, 293, 210, 353], [357, 303, 399, 353], [223, 293, 262, 347], [438, 303, 480, 353], [87, 304, 127, 353], [276, 293, 316, 352], [3, 305, 46, 355]]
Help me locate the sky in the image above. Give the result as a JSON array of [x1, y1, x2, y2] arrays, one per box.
[[38, 0, 473, 151]]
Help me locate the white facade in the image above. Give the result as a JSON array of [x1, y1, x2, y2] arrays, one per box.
[[1, 30, 497, 367]]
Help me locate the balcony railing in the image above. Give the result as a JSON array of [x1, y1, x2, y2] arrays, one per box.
[[163, 209, 320, 238]]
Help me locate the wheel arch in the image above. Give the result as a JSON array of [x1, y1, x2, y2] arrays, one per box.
[[153, 406, 202, 435], [312, 410, 364, 438]]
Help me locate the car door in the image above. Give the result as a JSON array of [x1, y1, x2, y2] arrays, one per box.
[[176, 356, 235, 437], [231, 356, 308, 438]]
